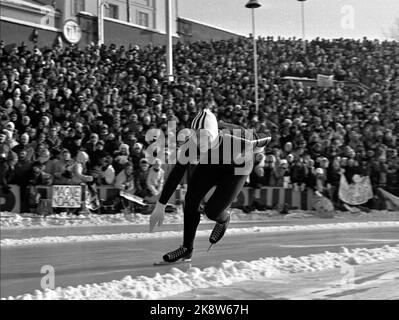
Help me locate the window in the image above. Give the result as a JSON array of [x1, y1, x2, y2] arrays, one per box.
[[138, 11, 149, 27], [71, 0, 85, 16], [106, 4, 119, 19]]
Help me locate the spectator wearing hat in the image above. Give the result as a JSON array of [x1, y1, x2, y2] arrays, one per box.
[[52, 149, 75, 185], [104, 132, 120, 156], [26, 161, 53, 212], [115, 163, 135, 193], [146, 158, 165, 201], [68, 135, 86, 159], [46, 126, 62, 155], [0, 136, 13, 193], [11, 150, 33, 186], [12, 133, 34, 161], [314, 167, 328, 195], [90, 155, 115, 186], [131, 142, 145, 170], [113, 143, 132, 175], [135, 158, 151, 198], [249, 165, 267, 188], [28, 161, 53, 187], [262, 155, 278, 186], [326, 159, 342, 207], [37, 148, 53, 175], [10, 149, 32, 211], [85, 133, 99, 159], [3, 128, 18, 149], [70, 151, 93, 185], [114, 162, 136, 212], [274, 159, 291, 188], [291, 158, 307, 191], [91, 140, 108, 166]]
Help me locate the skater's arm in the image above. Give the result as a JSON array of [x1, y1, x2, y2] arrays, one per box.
[[225, 129, 271, 153], [158, 162, 188, 205], [252, 131, 272, 148], [158, 138, 192, 205]]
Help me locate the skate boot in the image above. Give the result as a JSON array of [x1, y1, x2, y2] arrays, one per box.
[[208, 215, 231, 252], [162, 246, 193, 263]]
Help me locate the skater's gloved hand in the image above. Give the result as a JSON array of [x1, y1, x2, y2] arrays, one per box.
[[149, 202, 166, 232]]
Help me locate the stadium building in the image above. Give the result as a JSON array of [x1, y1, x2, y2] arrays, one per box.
[[0, 0, 243, 49]]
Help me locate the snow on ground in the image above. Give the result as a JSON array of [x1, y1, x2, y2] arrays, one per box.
[[2, 221, 399, 247], [1, 209, 398, 230], [3, 245, 398, 300], [166, 259, 399, 300]]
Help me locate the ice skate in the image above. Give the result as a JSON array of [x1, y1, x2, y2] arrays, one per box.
[[208, 214, 231, 252], [154, 246, 193, 266]]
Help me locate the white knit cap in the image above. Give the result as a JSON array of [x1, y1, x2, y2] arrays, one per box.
[[191, 108, 219, 143], [76, 151, 89, 164]]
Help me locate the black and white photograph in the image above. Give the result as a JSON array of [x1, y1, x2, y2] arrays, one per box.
[[1, 0, 399, 307]]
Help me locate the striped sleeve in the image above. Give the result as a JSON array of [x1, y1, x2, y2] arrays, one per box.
[[252, 132, 272, 148]]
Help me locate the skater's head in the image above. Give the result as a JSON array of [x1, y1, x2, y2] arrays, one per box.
[[191, 108, 219, 153]]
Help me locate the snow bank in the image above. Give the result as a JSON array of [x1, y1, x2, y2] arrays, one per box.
[[1, 209, 398, 230], [2, 221, 399, 247], [3, 245, 398, 300], [0, 211, 182, 229], [0, 209, 261, 229]]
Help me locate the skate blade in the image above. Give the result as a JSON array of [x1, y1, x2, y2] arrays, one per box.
[[207, 244, 214, 252], [153, 259, 192, 266]]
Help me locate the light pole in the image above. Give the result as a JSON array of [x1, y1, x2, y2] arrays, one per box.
[[165, 0, 174, 83], [245, 0, 261, 115], [298, 0, 306, 52]]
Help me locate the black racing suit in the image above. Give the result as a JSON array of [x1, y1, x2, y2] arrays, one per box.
[[159, 128, 271, 249]]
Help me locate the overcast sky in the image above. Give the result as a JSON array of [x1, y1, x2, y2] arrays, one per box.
[[177, 0, 399, 40]]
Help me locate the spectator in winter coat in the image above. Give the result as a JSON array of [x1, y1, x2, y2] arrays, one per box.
[[91, 141, 108, 167], [0, 132, 18, 192], [12, 133, 34, 161], [130, 142, 145, 170], [263, 155, 278, 186], [0, 150, 11, 193], [71, 151, 93, 184], [11, 150, 33, 186], [274, 159, 291, 187], [249, 165, 267, 188], [146, 158, 165, 198], [84, 133, 99, 160], [314, 167, 327, 194], [104, 133, 120, 155], [52, 149, 75, 184], [28, 162, 53, 186], [135, 158, 151, 198], [326, 160, 342, 206], [90, 155, 116, 185], [113, 143, 131, 175], [69, 135, 86, 159], [10, 150, 32, 212], [115, 163, 135, 193], [37, 148, 54, 174], [291, 159, 307, 191]]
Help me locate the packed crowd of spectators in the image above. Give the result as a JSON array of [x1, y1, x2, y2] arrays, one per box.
[[0, 36, 398, 212]]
